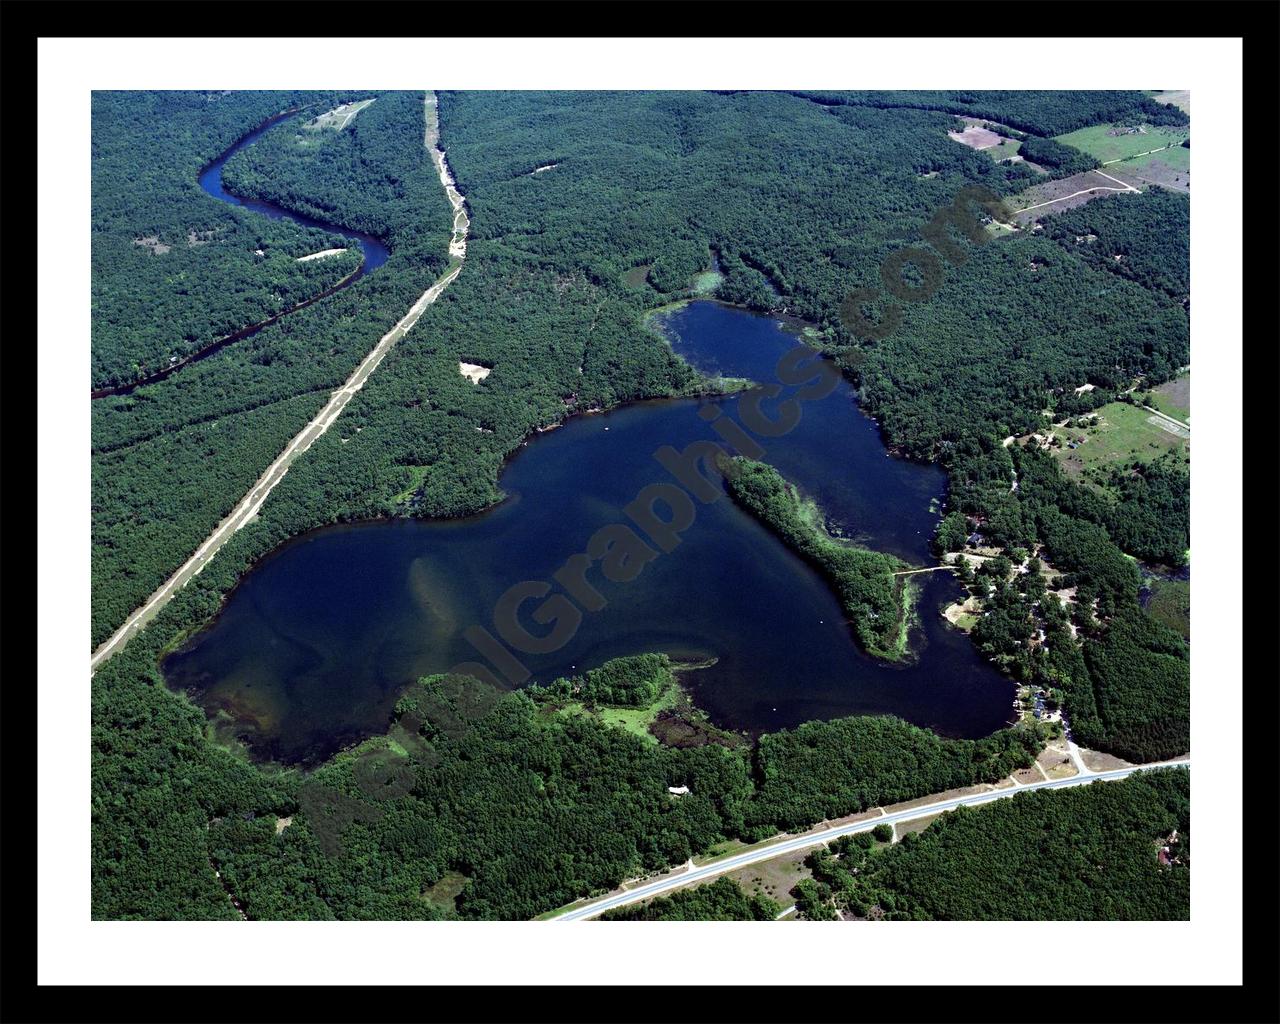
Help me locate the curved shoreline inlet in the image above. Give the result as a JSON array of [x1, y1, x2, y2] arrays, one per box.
[[164, 301, 1017, 766], [91, 108, 392, 399]]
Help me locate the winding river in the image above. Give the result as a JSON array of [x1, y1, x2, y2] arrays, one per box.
[[91, 109, 391, 399], [163, 300, 1017, 765]]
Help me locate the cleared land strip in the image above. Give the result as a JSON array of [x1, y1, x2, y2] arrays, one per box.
[[91, 92, 465, 672], [425, 92, 469, 259], [550, 759, 1191, 920], [1014, 169, 1140, 215]]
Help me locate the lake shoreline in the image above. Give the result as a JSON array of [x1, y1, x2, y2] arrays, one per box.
[[162, 301, 1015, 766]]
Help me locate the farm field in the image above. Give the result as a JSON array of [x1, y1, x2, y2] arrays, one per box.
[[1008, 168, 1139, 224], [1054, 122, 1189, 166], [1049, 401, 1190, 484], [1149, 90, 1191, 115], [1105, 152, 1190, 194], [1125, 144, 1190, 174], [1148, 372, 1190, 422]]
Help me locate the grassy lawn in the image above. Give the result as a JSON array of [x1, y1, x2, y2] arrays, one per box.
[[554, 674, 682, 746], [1053, 123, 1190, 165], [1050, 401, 1190, 485], [595, 681, 681, 742], [988, 137, 1022, 161]]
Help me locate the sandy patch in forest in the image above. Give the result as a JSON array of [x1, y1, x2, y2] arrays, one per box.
[[306, 98, 376, 131], [296, 247, 348, 262], [943, 596, 981, 631], [948, 124, 1003, 150], [459, 361, 492, 383], [133, 235, 171, 255]]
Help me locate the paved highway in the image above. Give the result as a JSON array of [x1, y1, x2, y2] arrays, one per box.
[[552, 758, 1190, 921]]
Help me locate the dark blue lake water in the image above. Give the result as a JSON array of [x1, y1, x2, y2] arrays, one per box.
[[163, 301, 1015, 764]]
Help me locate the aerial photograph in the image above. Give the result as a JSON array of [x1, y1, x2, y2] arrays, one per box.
[[87, 84, 1193, 926]]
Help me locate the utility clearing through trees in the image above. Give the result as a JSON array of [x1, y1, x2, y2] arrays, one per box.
[[90, 92, 469, 672]]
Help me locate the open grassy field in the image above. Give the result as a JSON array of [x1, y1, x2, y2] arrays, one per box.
[[1008, 169, 1139, 225], [1148, 372, 1190, 421], [557, 676, 681, 745], [1053, 122, 1189, 166], [1037, 742, 1079, 779], [594, 685, 681, 740], [725, 851, 812, 908], [1050, 401, 1190, 484], [984, 219, 1020, 241], [1150, 90, 1191, 115], [1105, 150, 1190, 193], [1124, 144, 1190, 174], [895, 812, 944, 837]]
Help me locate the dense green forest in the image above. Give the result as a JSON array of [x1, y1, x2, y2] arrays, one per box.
[[797, 769, 1188, 920], [95, 643, 1048, 919], [91, 90, 362, 389], [746, 715, 1046, 832], [1016, 135, 1099, 174], [600, 877, 778, 921], [851, 229, 1188, 460], [92, 89, 1190, 920], [721, 458, 911, 660], [1040, 187, 1190, 301], [527, 652, 675, 707], [786, 90, 1189, 136]]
